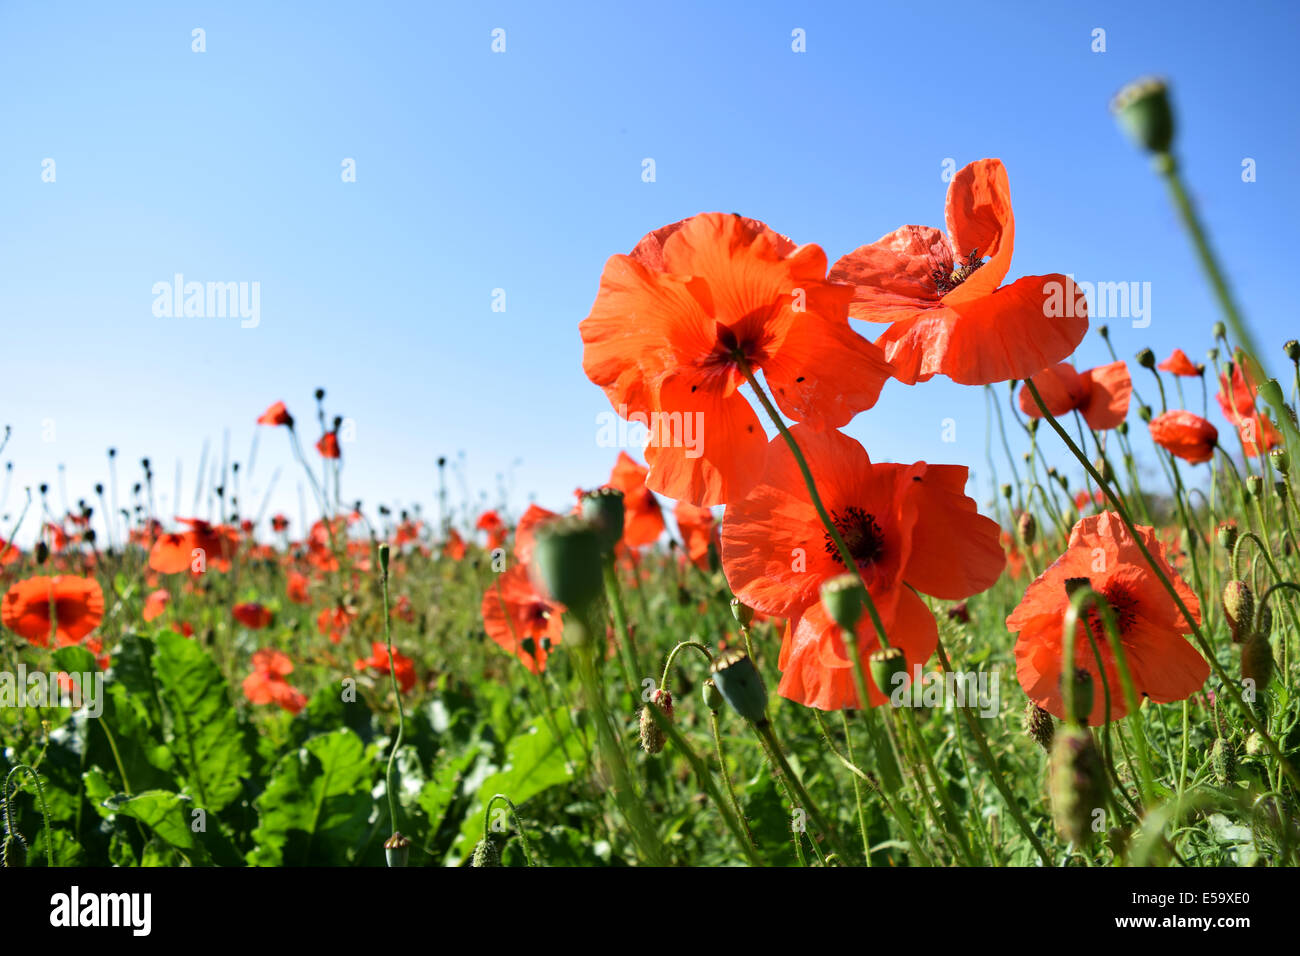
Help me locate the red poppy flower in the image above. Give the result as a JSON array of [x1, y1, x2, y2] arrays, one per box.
[[1216, 361, 1281, 457], [514, 504, 560, 566], [257, 401, 294, 427], [1157, 349, 1200, 377], [44, 523, 68, 552], [830, 159, 1087, 386], [606, 453, 664, 548], [476, 510, 507, 550], [1008, 511, 1207, 725], [316, 604, 356, 643], [0, 538, 23, 566], [674, 501, 719, 570], [355, 641, 417, 693], [443, 528, 467, 561], [242, 649, 306, 714], [286, 571, 311, 605], [581, 212, 893, 506], [391, 594, 415, 623], [1074, 488, 1105, 512], [143, 588, 170, 622], [316, 431, 341, 459], [233, 602, 273, 629], [271, 513, 289, 533], [1017, 361, 1131, 430], [721, 426, 1004, 709], [481, 565, 562, 674], [2, 575, 105, 646], [1149, 410, 1218, 464]]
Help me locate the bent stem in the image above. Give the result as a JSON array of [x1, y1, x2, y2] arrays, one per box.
[[482, 793, 538, 866]]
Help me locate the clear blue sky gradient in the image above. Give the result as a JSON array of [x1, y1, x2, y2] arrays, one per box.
[[2, 1, 1297, 541]]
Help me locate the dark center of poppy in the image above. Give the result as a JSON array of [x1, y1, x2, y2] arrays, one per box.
[[525, 602, 550, 630], [931, 248, 985, 296], [824, 506, 886, 568], [1065, 577, 1138, 640]]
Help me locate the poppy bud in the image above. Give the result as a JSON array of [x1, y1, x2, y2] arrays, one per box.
[[1001, 483, 1012, 500], [1098, 324, 1110, 340], [378, 541, 390, 577], [729, 597, 754, 628], [1210, 737, 1235, 786], [384, 831, 411, 867], [1255, 601, 1273, 641], [1212, 321, 1227, 340], [1286, 340, 1300, 362], [820, 573, 865, 632], [1217, 521, 1238, 552], [1222, 580, 1254, 644], [1246, 475, 1263, 499], [1117, 420, 1128, 437], [1017, 512, 1036, 547], [1049, 726, 1107, 846], [1245, 732, 1265, 757], [868, 646, 907, 698], [1111, 76, 1174, 155], [1271, 449, 1289, 475], [1242, 635, 1274, 690], [1138, 405, 1152, 423], [1094, 458, 1113, 483], [639, 689, 672, 756], [709, 650, 767, 723], [35, 540, 49, 564], [530, 517, 605, 610], [471, 837, 501, 868], [1135, 347, 1156, 370], [1023, 701, 1055, 752], [1062, 666, 1094, 725], [702, 678, 724, 712], [579, 488, 625, 556]]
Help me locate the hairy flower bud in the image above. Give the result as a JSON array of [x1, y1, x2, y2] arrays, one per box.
[[1241, 634, 1274, 690], [1017, 511, 1037, 547], [1023, 701, 1055, 752], [1221, 580, 1254, 644], [639, 689, 672, 756], [1049, 726, 1107, 845], [471, 836, 501, 868]]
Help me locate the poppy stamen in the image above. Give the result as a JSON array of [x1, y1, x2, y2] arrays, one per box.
[[931, 248, 985, 296], [824, 506, 885, 568]]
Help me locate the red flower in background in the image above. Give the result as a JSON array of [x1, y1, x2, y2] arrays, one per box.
[[674, 501, 719, 570], [1008, 511, 1207, 725], [317, 431, 341, 459], [514, 504, 560, 566], [286, 571, 311, 605], [606, 453, 664, 548], [1149, 410, 1218, 464], [476, 510, 507, 550], [481, 565, 562, 674], [721, 426, 1004, 709], [830, 158, 1087, 386], [443, 528, 467, 561], [143, 588, 170, 622], [355, 641, 417, 692], [316, 604, 357, 643], [242, 649, 306, 714], [1157, 349, 1200, 377], [1017, 361, 1131, 430], [581, 212, 893, 506], [1216, 360, 1282, 457], [2, 575, 105, 646], [257, 401, 294, 426], [233, 602, 274, 629]]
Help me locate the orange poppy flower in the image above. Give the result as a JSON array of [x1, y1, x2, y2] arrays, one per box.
[[476, 510, 507, 550], [0, 538, 22, 566], [242, 649, 306, 714], [316, 431, 341, 459], [142, 588, 170, 622], [1216, 361, 1281, 457], [721, 426, 1005, 709], [2, 575, 105, 646], [1149, 410, 1218, 464], [233, 602, 273, 629], [674, 500, 719, 570], [1017, 361, 1131, 430], [355, 641, 417, 693], [286, 571, 311, 605], [1007, 511, 1207, 725], [830, 158, 1087, 386], [316, 604, 356, 643], [1157, 349, 1199, 377], [606, 453, 664, 548], [481, 565, 563, 674], [257, 401, 294, 427], [581, 212, 893, 506]]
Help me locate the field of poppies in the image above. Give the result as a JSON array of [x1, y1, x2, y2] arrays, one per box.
[[2, 78, 1298, 869]]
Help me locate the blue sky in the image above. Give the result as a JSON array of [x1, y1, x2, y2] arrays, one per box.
[[2, 1, 1297, 541]]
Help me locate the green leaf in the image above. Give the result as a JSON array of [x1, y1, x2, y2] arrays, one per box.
[[152, 630, 249, 812], [103, 790, 199, 852]]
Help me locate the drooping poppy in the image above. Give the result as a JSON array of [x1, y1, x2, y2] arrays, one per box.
[[606, 453, 664, 548], [1157, 349, 1200, 377], [830, 158, 1088, 386], [233, 602, 274, 629], [2, 575, 105, 646], [355, 641, 417, 693], [242, 648, 306, 714], [257, 401, 294, 427], [142, 588, 170, 622], [481, 565, 563, 674], [1149, 410, 1218, 464], [1017, 361, 1132, 430], [581, 212, 894, 506], [721, 426, 1005, 709], [1007, 511, 1207, 725], [317, 431, 341, 459]]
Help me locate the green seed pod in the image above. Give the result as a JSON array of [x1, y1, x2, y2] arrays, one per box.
[[35, 540, 49, 564], [377, 541, 391, 577], [1286, 340, 1300, 362], [1111, 77, 1174, 154], [1271, 448, 1289, 475], [1212, 321, 1226, 340], [820, 573, 865, 632], [1217, 521, 1238, 552], [1138, 405, 1153, 423], [639, 689, 671, 756], [1023, 701, 1055, 752], [1246, 475, 1263, 499], [1017, 511, 1037, 547], [702, 678, 724, 713], [384, 831, 411, 867], [1094, 457, 1113, 483], [579, 487, 625, 556], [868, 646, 908, 697], [1049, 726, 1107, 846], [1210, 737, 1235, 786], [709, 650, 767, 723], [1117, 420, 1129, 437], [1242, 635, 1275, 690], [1135, 347, 1156, 370], [471, 837, 501, 868], [1221, 580, 1255, 645], [730, 597, 754, 628], [530, 517, 605, 610], [1000, 483, 1013, 501]]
